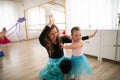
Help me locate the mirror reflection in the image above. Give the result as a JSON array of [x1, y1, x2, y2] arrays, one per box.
[[25, 0, 65, 40]]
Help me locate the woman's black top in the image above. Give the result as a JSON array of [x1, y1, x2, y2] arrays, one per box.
[[39, 26, 89, 59]]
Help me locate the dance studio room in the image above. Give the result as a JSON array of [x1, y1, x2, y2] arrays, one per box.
[[0, 0, 120, 80]]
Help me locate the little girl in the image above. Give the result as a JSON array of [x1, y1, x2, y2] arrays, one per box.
[[62, 27, 97, 80], [0, 27, 10, 45]]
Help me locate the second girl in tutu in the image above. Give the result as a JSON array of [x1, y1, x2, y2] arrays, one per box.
[[62, 27, 97, 80]]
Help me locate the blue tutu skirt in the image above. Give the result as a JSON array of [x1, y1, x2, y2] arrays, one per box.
[[0, 51, 4, 57], [69, 55, 93, 77], [39, 57, 71, 80]]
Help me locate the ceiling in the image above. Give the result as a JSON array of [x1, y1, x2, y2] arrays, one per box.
[[0, 0, 22, 1]]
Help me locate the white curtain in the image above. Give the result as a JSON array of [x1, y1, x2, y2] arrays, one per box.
[[0, 1, 18, 31], [0, 1, 25, 41], [66, 0, 120, 33]]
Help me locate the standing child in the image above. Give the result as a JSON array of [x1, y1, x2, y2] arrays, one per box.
[[0, 27, 10, 45], [62, 27, 97, 80], [0, 27, 10, 56]]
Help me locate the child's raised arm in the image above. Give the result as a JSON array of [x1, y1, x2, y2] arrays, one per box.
[[88, 29, 98, 38]]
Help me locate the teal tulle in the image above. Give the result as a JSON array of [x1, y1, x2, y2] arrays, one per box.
[[39, 57, 66, 80], [69, 55, 93, 77]]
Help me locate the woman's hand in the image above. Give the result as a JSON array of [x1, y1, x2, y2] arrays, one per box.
[[60, 43, 64, 48], [47, 14, 55, 27]]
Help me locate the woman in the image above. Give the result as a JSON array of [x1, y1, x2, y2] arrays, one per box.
[[39, 14, 97, 80]]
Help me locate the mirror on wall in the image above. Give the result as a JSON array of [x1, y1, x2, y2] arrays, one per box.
[[25, 0, 65, 40], [40, 0, 65, 30]]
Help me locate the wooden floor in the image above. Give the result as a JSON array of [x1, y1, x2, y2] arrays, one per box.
[[0, 39, 120, 80]]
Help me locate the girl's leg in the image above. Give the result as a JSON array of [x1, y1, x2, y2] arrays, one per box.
[[69, 75, 74, 80], [64, 74, 69, 80], [74, 75, 80, 80], [78, 77, 81, 80], [74, 75, 79, 80], [78, 76, 84, 80]]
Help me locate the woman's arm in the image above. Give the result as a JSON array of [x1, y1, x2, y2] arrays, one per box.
[[61, 35, 72, 43], [82, 29, 98, 41], [39, 14, 54, 46], [47, 14, 54, 28], [82, 36, 89, 41], [64, 35, 72, 41], [39, 26, 50, 46]]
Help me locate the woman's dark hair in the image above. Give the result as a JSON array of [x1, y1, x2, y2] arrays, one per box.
[[45, 24, 62, 56]]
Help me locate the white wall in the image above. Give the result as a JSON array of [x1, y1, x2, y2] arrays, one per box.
[[65, 0, 72, 35]]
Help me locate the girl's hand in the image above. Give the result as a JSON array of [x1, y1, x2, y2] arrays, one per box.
[[89, 29, 98, 38]]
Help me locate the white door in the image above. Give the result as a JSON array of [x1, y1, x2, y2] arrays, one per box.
[[101, 30, 117, 60], [116, 30, 120, 61]]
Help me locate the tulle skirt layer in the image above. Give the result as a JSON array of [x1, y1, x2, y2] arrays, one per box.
[[0, 51, 4, 57], [69, 55, 93, 77], [39, 57, 71, 80], [0, 36, 10, 44]]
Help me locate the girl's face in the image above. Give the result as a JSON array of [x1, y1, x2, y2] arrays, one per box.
[[2, 29, 7, 33], [49, 27, 58, 42], [72, 30, 82, 42]]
